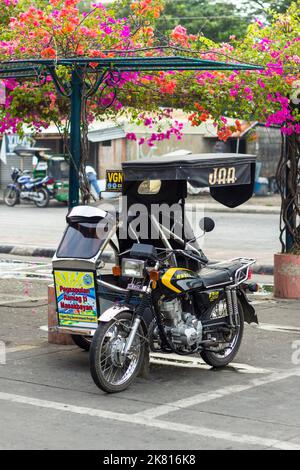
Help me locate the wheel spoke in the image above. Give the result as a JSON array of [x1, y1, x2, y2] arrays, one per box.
[[98, 318, 142, 386], [208, 301, 241, 358]]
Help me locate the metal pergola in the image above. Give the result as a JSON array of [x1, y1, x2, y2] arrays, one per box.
[[0, 56, 262, 207]]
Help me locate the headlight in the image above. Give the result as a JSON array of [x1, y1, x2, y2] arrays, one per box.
[[122, 258, 145, 278]]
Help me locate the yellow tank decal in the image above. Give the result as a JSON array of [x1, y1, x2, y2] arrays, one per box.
[[161, 268, 189, 293]]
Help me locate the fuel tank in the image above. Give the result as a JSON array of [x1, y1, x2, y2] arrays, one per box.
[[160, 267, 203, 295]]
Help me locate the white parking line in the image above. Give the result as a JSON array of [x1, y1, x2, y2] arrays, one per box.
[[135, 367, 300, 419], [0, 390, 299, 450], [256, 323, 300, 334], [150, 353, 270, 374]]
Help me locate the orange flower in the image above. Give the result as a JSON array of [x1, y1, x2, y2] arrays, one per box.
[[63, 23, 75, 34], [200, 113, 209, 122], [235, 119, 242, 132], [217, 126, 232, 142], [76, 45, 85, 55], [41, 47, 56, 59], [194, 102, 204, 111]]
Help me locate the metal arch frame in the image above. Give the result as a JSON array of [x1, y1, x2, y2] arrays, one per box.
[[0, 56, 263, 208]]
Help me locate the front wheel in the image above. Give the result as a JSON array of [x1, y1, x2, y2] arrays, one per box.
[[4, 187, 18, 206], [90, 311, 145, 393], [200, 299, 244, 368], [34, 188, 50, 208]]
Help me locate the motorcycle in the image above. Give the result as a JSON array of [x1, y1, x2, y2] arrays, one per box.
[[4, 167, 54, 208], [90, 227, 258, 393], [51, 151, 258, 393]]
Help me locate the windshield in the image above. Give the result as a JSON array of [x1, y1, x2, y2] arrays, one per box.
[[56, 222, 107, 259]]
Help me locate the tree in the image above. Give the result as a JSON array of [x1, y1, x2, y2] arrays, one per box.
[[118, 0, 250, 43], [246, 0, 294, 18]]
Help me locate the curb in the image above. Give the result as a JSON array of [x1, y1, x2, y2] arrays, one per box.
[[0, 245, 114, 262], [186, 204, 280, 215], [252, 264, 274, 275], [208, 259, 273, 275], [0, 244, 275, 275], [0, 245, 56, 258]]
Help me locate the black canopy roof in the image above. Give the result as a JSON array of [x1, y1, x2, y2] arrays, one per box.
[[122, 153, 256, 188], [122, 153, 256, 208]]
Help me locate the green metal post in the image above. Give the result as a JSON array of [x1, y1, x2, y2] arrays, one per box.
[[69, 68, 83, 208], [285, 135, 295, 251]]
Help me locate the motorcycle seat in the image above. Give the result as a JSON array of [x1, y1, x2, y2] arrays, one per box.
[[198, 261, 245, 288]]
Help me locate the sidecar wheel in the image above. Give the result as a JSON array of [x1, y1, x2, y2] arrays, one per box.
[[201, 299, 244, 368], [90, 312, 145, 394], [71, 334, 92, 351]]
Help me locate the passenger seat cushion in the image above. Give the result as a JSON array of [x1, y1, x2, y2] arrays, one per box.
[[199, 262, 243, 288]]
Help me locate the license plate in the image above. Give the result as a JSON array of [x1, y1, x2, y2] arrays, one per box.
[[127, 282, 144, 292], [54, 270, 98, 328]]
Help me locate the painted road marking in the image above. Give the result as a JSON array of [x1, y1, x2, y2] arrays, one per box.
[[150, 352, 270, 374], [251, 299, 275, 305], [135, 367, 300, 419], [0, 273, 52, 280], [0, 260, 52, 280], [255, 323, 300, 334], [0, 390, 299, 450], [0, 262, 51, 272], [35, 330, 271, 375], [6, 345, 39, 354], [0, 297, 47, 306]]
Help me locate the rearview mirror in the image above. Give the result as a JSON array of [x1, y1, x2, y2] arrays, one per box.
[[199, 217, 215, 233]]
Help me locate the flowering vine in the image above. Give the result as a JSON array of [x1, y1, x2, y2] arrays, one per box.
[[0, 0, 300, 146]]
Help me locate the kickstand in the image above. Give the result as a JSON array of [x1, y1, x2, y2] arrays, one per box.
[[138, 345, 150, 379]]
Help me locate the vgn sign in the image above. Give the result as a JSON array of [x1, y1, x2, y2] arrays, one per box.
[[106, 170, 123, 192]]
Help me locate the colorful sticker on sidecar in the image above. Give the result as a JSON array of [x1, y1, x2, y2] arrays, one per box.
[[54, 270, 98, 327]]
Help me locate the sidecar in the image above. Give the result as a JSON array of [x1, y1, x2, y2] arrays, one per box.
[[51, 153, 256, 341]]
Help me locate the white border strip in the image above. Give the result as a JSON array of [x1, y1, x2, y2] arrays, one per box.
[[135, 368, 300, 419], [0, 391, 299, 450]]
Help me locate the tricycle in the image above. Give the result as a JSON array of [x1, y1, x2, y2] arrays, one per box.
[[32, 149, 70, 204], [52, 152, 258, 393]]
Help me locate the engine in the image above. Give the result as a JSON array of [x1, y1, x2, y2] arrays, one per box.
[[158, 298, 202, 349]]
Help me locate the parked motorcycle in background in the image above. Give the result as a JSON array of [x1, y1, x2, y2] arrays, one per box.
[[4, 167, 54, 208]]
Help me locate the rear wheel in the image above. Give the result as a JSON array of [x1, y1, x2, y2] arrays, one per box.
[[4, 188, 18, 206], [90, 311, 145, 393], [71, 334, 92, 351], [201, 299, 244, 368], [34, 188, 50, 208]]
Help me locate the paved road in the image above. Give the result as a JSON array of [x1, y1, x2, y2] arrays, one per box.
[[202, 211, 280, 265], [0, 202, 280, 265], [0, 274, 300, 450]]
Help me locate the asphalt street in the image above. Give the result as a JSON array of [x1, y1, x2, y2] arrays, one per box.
[[0, 271, 299, 450], [0, 202, 280, 265]]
